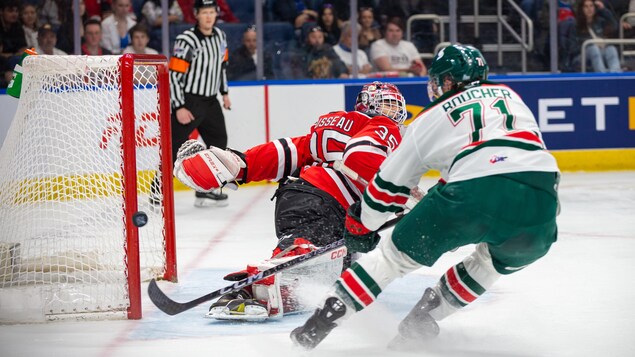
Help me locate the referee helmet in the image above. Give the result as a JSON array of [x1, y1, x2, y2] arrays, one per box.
[[194, 0, 218, 10]]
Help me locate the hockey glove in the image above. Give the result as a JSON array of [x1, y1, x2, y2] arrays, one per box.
[[173, 144, 246, 192], [344, 201, 380, 253], [175, 139, 205, 160]]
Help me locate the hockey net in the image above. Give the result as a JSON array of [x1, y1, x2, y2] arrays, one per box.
[[0, 54, 176, 322]]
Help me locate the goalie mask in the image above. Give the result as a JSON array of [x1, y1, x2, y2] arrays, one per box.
[[427, 44, 489, 102], [355, 81, 408, 125]]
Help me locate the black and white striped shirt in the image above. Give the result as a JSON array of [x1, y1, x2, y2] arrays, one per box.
[[169, 26, 229, 109]]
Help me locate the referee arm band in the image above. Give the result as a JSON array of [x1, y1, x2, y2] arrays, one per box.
[[169, 57, 190, 73]]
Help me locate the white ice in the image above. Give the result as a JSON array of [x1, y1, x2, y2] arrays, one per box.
[[1, 172, 634, 357]]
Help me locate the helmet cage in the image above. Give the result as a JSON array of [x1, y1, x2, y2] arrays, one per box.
[[355, 82, 407, 124]]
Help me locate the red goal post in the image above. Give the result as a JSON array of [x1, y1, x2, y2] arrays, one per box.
[[120, 54, 177, 319], [0, 54, 176, 322]]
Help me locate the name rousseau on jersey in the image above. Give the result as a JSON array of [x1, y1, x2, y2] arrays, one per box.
[[239, 110, 402, 210]]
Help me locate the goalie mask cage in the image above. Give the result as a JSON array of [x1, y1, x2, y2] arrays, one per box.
[[0, 54, 176, 322]]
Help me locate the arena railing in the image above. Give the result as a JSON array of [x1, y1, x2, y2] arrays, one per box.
[[581, 38, 635, 73]]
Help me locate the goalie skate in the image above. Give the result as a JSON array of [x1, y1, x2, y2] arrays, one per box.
[[205, 290, 268, 322], [194, 189, 228, 207]]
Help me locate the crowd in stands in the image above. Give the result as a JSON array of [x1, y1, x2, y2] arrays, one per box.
[[558, 0, 632, 72], [1, 0, 634, 87]]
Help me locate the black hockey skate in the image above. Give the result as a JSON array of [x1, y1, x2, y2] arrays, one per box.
[[148, 176, 162, 211], [194, 189, 228, 207], [388, 287, 441, 350], [148, 193, 162, 209], [290, 296, 347, 350]]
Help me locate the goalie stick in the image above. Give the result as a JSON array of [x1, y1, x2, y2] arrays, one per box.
[[148, 216, 403, 316]]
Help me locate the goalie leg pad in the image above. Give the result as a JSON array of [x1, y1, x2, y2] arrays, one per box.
[[212, 239, 347, 321]]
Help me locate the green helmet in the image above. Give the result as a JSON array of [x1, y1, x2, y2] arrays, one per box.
[[465, 45, 489, 80], [427, 44, 489, 101]]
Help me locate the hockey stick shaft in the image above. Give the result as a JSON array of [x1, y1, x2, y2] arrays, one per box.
[[148, 215, 403, 316], [333, 160, 369, 186]]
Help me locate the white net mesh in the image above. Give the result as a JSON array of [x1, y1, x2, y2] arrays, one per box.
[[0, 55, 172, 322]]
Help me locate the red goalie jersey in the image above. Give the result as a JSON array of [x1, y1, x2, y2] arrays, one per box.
[[238, 110, 403, 209]]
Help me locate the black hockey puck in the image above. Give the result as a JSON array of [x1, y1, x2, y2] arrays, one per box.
[[132, 211, 148, 227]]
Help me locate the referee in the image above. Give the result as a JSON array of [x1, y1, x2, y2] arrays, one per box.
[[169, 0, 232, 207]]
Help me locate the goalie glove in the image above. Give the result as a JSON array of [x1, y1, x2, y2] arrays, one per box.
[[344, 201, 380, 253], [176, 139, 206, 161], [173, 145, 246, 192]]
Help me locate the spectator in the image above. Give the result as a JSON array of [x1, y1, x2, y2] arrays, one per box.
[[101, 0, 113, 19], [296, 24, 348, 79], [216, 0, 240, 23], [376, 0, 435, 53], [271, 0, 321, 41], [177, 0, 196, 23], [84, 0, 104, 20], [122, 23, 158, 54], [518, 0, 544, 36], [370, 17, 426, 76], [558, 0, 579, 72], [575, 0, 622, 72], [227, 25, 274, 80], [333, 21, 373, 76], [141, 0, 183, 29], [35, 23, 68, 55], [317, 3, 341, 46], [82, 19, 112, 55], [38, 0, 63, 29], [358, 6, 382, 53], [558, 0, 575, 23], [177, 0, 239, 24], [101, 0, 136, 54], [0, 43, 13, 88], [603, 0, 631, 19], [376, 0, 404, 26], [327, 0, 378, 23], [56, 0, 91, 54], [619, 0, 635, 38], [1, 0, 27, 58], [21, 3, 39, 49]]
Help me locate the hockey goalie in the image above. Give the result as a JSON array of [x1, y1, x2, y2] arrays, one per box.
[[173, 82, 408, 321]]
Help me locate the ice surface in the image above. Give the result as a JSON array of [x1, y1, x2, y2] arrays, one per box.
[[0, 172, 634, 357]]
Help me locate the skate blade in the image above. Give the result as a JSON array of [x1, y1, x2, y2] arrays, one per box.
[[387, 334, 426, 351], [194, 198, 229, 208]]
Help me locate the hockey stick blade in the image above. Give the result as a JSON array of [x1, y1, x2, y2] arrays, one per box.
[[148, 215, 403, 316], [147, 240, 346, 316]]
